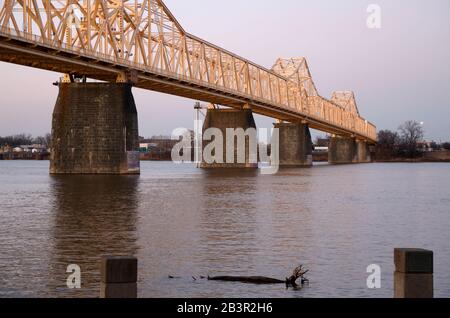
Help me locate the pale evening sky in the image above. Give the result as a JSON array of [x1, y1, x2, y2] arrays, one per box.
[[0, 0, 449, 141]]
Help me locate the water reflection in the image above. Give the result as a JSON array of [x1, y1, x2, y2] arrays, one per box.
[[47, 175, 139, 298], [198, 169, 315, 275], [199, 169, 259, 273], [257, 168, 314, 263]]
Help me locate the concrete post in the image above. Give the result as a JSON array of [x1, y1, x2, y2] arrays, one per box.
[[201, 108, 258, 168], [100, 256, 138, 298], [274, 122, 313, 167], [394, 248, 433, 298], [50, 83, 140, 175]]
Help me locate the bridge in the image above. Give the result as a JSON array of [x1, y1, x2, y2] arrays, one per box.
[[0, 0, 377, 174]]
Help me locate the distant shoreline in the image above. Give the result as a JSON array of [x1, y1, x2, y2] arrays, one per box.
[[375, 159, 450, 163], [1, 158, 450, 163]]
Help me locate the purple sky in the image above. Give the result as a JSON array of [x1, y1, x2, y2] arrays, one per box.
[[0, 0, 449, 141]]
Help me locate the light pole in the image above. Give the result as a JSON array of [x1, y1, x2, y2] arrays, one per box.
[[194, 102, 203, 168]]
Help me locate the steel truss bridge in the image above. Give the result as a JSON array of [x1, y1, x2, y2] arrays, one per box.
[[0, 0, 376, 142]]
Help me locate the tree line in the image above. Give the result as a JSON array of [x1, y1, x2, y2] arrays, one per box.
[[377, 120, 450, 159], [0, 133, 51, 147]]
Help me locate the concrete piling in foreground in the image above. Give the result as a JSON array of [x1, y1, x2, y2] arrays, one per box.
[[100, 256, 138, 298], [394, 248, 433, 298]]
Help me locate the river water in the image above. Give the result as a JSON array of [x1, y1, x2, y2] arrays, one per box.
[[0, 161, 449, 298]]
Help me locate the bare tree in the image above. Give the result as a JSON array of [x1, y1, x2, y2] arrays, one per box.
[[33, 136, 46, 145], [378, 130, 399, 148], [0, 134, 33, 147], [32, 133, 52, 148], [314, 135, 330, 147], [398, 121, 424, 157], [44, 133, 52, 148], [375, 130, 400, 160]]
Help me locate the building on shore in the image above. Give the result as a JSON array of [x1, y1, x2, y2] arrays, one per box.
[[139, 133, 194, 161], [0, 144, 50, 160]]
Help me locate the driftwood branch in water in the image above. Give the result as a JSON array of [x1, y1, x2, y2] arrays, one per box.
[[286, 265, 309, 287], [207, 265, 309, 288], [208, 276, 285, 285]]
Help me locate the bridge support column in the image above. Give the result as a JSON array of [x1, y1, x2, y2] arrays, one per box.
[[329, 136, 371, 164], [355, 140, 371, 163], [201, 108, 258, 169], [328, 136, 356, 164], [274, 122, 313, 167], [50, 83, 140, 175]]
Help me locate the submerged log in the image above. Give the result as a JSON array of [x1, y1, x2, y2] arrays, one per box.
[[208, 265, 309, 288], [208, 276, 285, 285]]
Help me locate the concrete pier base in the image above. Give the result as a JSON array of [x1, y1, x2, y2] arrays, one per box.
[[274, 122, 313, 167], [329, 136, 371, 164], [50, 83, 140, 175], [355, 140, 371, 163], [100, 256, 138, 298], [201, 108, 257, 168], [394, 248, 433, 298], [328, 136, 356, 164]]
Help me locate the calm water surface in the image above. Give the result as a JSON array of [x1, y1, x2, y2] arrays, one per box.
[[0, 161, 449, 298]]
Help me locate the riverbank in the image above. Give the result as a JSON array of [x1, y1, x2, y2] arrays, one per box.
[[0, 152, 50, 160], [1, 150, 450, 163], [374, 150, 450, 163], [375, 158, 450, 163], [2, 157, 450, 163]]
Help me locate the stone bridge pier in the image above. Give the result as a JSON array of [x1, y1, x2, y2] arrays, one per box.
[[355, 139, 372, 163], [328, 136, 371, 164], [50, 82, 140, 175], [201, 108, 258, 169], [274, 122, 313, 167]]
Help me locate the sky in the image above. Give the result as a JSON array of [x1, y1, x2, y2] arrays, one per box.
[[0, 0, 449, 141]]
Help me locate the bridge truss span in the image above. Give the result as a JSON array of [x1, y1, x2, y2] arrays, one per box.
[[0, 0, 376, 142]]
